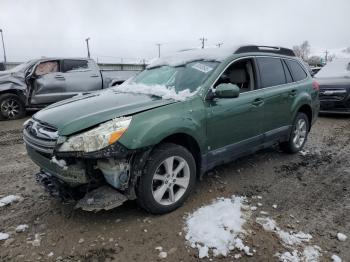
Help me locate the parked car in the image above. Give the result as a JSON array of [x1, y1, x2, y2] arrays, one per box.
[[23, 45, 319, 214], [0, 58, 138, 120], [314, 58, 350, 113]]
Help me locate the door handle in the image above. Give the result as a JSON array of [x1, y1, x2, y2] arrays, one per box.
[[55, 75, 65, 80], [90, 74, 99, 77], [252, 98, 264, 106]]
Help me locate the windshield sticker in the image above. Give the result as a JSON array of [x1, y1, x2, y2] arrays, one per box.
[[192, 63, 213, 73]]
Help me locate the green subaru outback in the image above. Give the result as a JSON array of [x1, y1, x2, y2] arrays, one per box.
[[23, 45, 320, 214]]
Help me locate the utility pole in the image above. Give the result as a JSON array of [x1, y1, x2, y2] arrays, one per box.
[[324, 50, 329, 63], [85, 37, 91, 58], [0, 29, 7, 69], [156, 43, 162, 58], [216, 42, 223, 48], [199, 37, 207, 49]]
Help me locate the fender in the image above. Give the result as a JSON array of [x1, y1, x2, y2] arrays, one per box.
[[290, 90, 312, 120], [119, 99, 206, 153]]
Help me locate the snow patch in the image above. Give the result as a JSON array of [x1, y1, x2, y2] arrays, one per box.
[[336, 232, 347, 242], [148, 47, 237, 68], [331, 254, 342, 262], [0, 232, 9, 240], [315, 58, 350, 78], [50, 156, 67, 170], [115, 83, 197, 101], [277, 231, 312, 246], [276, 246, 321, 262], [15, 224, 29, 233], [184, 196, 251, 258], [303, 245, 321, 261], [0, 195, 21, 207]]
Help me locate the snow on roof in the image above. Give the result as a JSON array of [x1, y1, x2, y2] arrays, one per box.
[[315, 58, 350, 78], [148, 47, 238, 68]]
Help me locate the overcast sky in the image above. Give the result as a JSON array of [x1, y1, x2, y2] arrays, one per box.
[[0, 0, 349, 63]]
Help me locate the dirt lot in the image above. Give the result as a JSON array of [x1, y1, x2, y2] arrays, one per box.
[[0, 115, 349, 262]]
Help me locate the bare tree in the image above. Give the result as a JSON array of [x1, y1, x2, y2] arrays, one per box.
[[293, 41, 310, 61]]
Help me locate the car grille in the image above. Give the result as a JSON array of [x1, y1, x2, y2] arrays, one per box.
[[319, 88, 347, 101], [23, 119, 58, 154]]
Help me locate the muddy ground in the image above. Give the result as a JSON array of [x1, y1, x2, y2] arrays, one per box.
[[0, 115, 349, 262]]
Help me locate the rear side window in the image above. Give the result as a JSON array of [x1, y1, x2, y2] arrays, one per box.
[[62, 60, 89, 72], [282, 60, 293, 83], [257, 57, 286, 88], [285, 59, 307, 81]]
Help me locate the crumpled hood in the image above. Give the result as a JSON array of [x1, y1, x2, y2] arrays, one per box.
[[0, 71, 25, 85], [34, 89, 176, 136]]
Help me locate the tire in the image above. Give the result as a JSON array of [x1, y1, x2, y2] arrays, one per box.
[[136, 143, 196, 214], [0, 93, 26, 120], [280, 112, 309, 153]]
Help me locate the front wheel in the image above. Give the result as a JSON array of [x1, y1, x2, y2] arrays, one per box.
[[0, 93, 26, 120], [280, 112, 309, 153], [136, 143, 196, 214]]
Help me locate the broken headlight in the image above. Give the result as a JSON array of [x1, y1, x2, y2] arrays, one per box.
[[57, 117, 132, 153]]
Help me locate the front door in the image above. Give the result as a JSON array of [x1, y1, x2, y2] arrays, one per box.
[[205, 58, 265, 166]]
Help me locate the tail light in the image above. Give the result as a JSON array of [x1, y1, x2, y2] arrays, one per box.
[[312, 81, 320, 91]]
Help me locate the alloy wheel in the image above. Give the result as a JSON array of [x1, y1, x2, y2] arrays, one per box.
[[1, 98, 20, 119], [292, 118, 307, 148], [152, 156, 190, 206]]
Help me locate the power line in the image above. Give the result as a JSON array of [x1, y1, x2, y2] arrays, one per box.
[[199, 37, 207, 49]]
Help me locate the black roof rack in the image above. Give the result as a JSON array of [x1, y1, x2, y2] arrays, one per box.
[[235, 45, 295, 57]]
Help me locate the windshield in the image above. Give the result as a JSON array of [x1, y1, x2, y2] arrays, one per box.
[[114, 61, 219, 101], [9, 60, 37, 73], [132, 61, 218, 91]]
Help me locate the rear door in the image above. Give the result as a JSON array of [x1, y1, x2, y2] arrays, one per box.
[[256, 57, 296, 140], [61, 59, 102, 93]]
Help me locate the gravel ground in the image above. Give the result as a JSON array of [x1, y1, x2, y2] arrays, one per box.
[[0, 115, 349, 261]]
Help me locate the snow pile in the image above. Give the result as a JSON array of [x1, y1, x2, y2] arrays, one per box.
[[0, 195, 21, 207], [115, 84, 197, 101], [148, 47, 237, 68], [277, 246, 320, 262], [256, 217, 312, 246], [257, 217, 322, 261], [184, 196, 252, 258]]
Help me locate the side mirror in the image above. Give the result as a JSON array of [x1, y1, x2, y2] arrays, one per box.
[[214, 83, 240, 98]]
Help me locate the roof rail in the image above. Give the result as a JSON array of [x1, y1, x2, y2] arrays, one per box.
[[235, 45, 295, 57]]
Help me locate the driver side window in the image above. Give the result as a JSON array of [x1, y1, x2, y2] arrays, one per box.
[[35, 61, 59, 76], [214, 58, 256, 93]]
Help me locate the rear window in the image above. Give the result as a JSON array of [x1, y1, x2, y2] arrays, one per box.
[[62, 60, 89, 72], [257, 57, 286, 88], [285, 59, 307, 81]]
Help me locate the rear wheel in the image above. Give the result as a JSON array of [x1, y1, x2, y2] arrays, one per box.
[[0, 94, 26, 120], [136, 143, 196, 214], [280, 112, 309, 153]]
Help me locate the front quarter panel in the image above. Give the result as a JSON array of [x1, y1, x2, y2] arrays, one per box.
[[119, 97, 206, 152]]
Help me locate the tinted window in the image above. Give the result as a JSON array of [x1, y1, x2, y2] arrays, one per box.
[[282, 60, 293, 83], [286, 59, 307, 81], [62, 60, 89, 72], [257, 57, 286, 88]]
